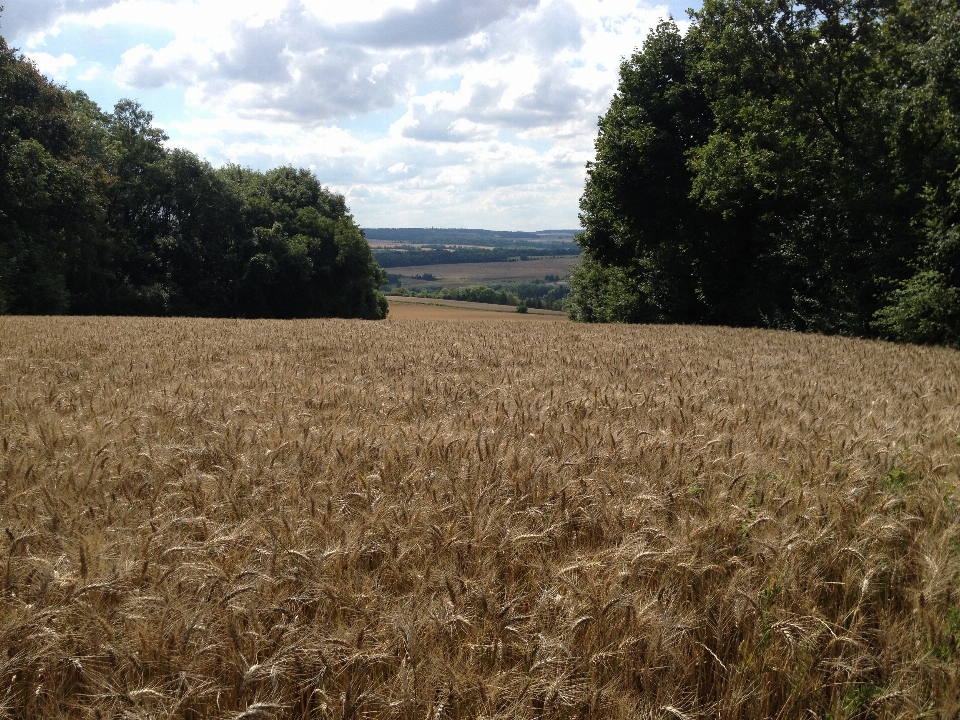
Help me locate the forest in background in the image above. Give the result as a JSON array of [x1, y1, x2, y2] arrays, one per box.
[[570, 0, 960, 347], [0, 21, 387, 320]]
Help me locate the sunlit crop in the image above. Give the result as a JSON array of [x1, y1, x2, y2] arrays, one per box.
[[2, 316, 959, 718]]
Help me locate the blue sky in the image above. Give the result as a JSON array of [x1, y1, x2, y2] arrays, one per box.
[[3, 0, 698, 230]]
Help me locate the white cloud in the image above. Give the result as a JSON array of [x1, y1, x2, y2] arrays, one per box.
[[4, 0, 119, 39], [2, 0, 686, 229], [78, 63, 103, 81], [23, 51, 77, 80]]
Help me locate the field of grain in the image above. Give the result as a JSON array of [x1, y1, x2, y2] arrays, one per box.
[[2, 316, 959, 719], [388, 257, 580, 288], [387, 296, 568, 320]]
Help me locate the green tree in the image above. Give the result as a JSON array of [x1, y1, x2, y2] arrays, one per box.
[[223, 166, 387, 319], [98, 100, 179, 313], [0, 9, 387, 321], [571, 0, 960, 344], [0, 31, 106, 313], [576, 20, 712, 324], [689, 0, 927, 333], [872, 0, 960, 345]]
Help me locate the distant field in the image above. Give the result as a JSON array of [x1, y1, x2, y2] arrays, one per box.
[[368, 240, 497, 250], [389, 257, 581, 287], [2, 316, 959, 718], [364, 228, 579, 246], [387, 295, 569, 320]]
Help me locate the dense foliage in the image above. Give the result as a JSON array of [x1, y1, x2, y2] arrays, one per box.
[[571, 0, 960, 345], [388, 279, 571, 310], [0, 27, 386, 319]]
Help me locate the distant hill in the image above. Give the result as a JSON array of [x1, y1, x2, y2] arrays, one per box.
[[363, 228, 581, 248], [365, 227, 582, 268]]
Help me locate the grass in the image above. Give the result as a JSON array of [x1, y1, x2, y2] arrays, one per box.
[[1, 316, 959, 719]]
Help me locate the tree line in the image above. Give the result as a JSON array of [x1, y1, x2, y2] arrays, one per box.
[[387, 280, 570, 310], [569, 0, 960, 346], [0, 23, 387, 319]]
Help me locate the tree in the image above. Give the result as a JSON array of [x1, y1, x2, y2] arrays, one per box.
[[223, 166, 387, 319], [689, 0, 927, 333], [576, 20, 712, 324], [0, 31, 105, 313], [571, 0, 960, 345], [872, 0, 960, 344], [0, 9, 387, 321]]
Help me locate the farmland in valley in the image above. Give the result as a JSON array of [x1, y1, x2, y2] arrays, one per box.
[[2, 316, 959, 718], [387, 257, 581, 290], [364, 229, 581, 270]]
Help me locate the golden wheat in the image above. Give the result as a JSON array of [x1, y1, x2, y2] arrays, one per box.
[[1, 316, 959, 719]]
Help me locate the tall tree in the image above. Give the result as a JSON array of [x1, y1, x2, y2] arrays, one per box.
[[689, 0, 926, 333], [224, 165, 387, 319], [571, 0, 960, 345], [0, 30, 105, 313], [0, 9, 387, 321], [873, 0, 960, 344], [573, 20, 713, 324]]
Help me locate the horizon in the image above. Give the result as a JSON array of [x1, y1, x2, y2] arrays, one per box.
[[362, 226, 582, 232]]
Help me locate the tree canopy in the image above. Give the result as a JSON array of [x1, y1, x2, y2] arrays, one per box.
[[570, 0, 960, 346], [0, 23, 387, 319]]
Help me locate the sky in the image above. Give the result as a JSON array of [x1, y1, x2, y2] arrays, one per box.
[[3, 0, 697, 230]]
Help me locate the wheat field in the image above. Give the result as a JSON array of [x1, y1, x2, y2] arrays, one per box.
[[1, 316, 959, 719]]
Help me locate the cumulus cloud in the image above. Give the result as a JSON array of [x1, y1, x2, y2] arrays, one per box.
[[337, 0, 540, 48], [114, 42, 191, 87], [1, 0, 122, 39], [104, 0, 610, 129], [4, 0, 680, 228], [23, 51, 77, 80]]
